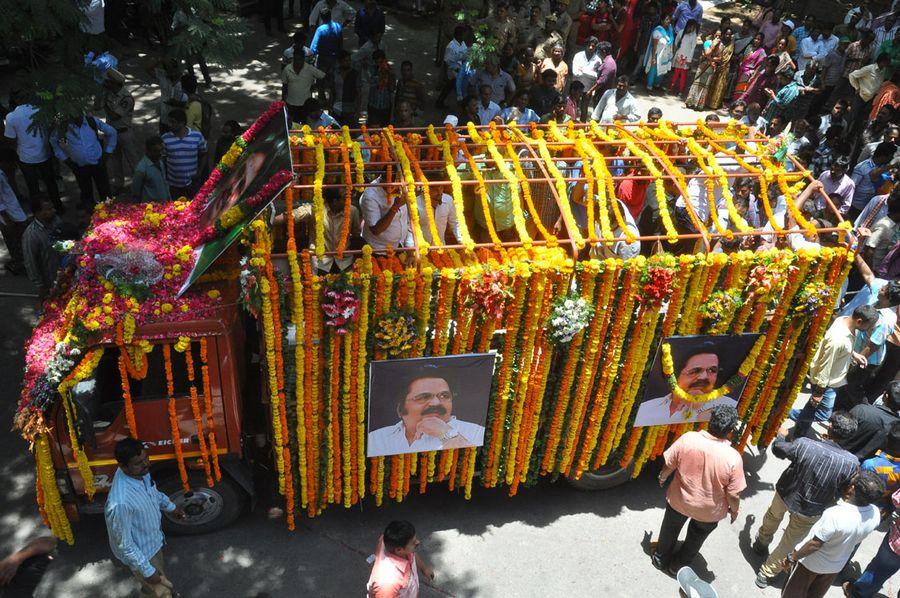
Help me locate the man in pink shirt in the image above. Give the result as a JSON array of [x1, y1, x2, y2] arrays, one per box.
[[652, 405, 747, 575], [367, 520, 435, 598]]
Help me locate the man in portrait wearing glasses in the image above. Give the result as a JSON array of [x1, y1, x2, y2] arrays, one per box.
[[367, 371, 485, 457], [634, 342, 737, 427]]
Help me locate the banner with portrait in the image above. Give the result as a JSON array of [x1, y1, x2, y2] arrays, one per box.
[[366, 353, 497, 458], [633, 333, 761, 428]]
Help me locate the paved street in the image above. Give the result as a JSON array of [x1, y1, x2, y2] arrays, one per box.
[[0, 4, 897, 598]]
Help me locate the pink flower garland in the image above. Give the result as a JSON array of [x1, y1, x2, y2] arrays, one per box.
[[322, 286, 362, 334], [189, 100, 286, 218]]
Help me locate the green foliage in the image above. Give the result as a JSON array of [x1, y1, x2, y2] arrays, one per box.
[[0, 0, 245, 132], [168, 0, 247, 67]]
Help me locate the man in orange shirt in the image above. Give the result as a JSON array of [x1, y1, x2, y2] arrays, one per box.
[[651, 405, 747, 575], [869, 72, 900, 121], [367, 520, 435, 598]]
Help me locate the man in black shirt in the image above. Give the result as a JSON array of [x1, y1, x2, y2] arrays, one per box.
[[845, 381, 900, 461], [752, 411, 860, 588], [528, 70, 560, 117]]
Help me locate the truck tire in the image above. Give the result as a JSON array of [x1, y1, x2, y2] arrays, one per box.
[[565, 459, 634, 491], [158, 471, 247, 535]]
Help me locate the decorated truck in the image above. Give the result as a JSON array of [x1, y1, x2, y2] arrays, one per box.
[[15, 102, 854, 542]]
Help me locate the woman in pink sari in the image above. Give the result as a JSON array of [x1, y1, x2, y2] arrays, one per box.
[[732, 33, 767, 101]]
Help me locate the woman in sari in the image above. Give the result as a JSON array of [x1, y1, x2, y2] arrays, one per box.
[[732, 33, 766, 101], [685, 29, 722, 109], [706, 27, 735, 109], [738, 54, 779, 107], [772, 37, 796, 74], [644, 14, 674, 90]]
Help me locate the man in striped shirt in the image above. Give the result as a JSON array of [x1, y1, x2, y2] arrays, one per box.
[[161, 109, 207, 199], [105, 438, 185, 598], [752, 412, 860, 588]]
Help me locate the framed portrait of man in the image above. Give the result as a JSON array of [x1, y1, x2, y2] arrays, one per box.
[[366, 353, 497, 458], [632, 334, 761, 428]]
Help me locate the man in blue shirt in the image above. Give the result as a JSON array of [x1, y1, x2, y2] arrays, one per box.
[[849, 141, 896, 221], [161, 109, 207, 199], [50, 115, 117, 210], [311, 8, 343, 77], [671, 0, 703, 34], [105, 438, 185, 598]]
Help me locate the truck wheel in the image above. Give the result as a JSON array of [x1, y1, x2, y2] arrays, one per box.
[[565, 459, 634, 491], [158, 471, 247, 535]]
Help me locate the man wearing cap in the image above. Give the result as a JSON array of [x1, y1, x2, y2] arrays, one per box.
[[781, 20, 799, 55], [99, 69, 138, 194]]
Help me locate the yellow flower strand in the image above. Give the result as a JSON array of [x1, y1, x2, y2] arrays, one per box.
[[468, 123, 532, 247], [404, 141, 443, 248], [549, 123, 597, 243], [590, 122, 676, 243], [36, 433, 74, 544], [312, 142, 326, 259], [577, 132, 620, 241], [459, 140, 502, 246], [390, 131, 429, 253], [503, 139, 556, 243], [425, 126, 475, 250], [523, 127, 586, 249]]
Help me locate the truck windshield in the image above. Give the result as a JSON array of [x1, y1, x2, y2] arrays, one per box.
[[71, 344, 200, 434]]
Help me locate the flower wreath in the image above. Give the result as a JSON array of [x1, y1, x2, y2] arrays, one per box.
[[546, 294, 594, 345], [699, 289, 744, 324], [792, 282, 832, 318], [464, 268, 513, 322], [661, 336, 765, 404], [638, 266, 676, 308], [374, 310, 417, 356], [322, 279, 362, 334]]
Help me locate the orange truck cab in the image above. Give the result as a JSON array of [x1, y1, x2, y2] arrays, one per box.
[[47, 295, 266, 534]]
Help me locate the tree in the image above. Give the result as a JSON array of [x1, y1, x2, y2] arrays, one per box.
[[0, 0, 245, 132]]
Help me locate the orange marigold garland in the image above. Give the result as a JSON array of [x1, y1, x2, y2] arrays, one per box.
[[118, 352, 139, 438], [163, 343, 190, 492], [181, 342, 213, 486], [199, 339, 222, 482]]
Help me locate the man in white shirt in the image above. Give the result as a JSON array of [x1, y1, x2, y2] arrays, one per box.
[[820, 23, 840, 55], [676, 175, 710, 226], [797, 27, 827, 71], [818, 156, 856, 215], [4, 99, 61, 211], [591, 76, 641, 123], [475, 84, 501, 125], [367, 373, 485, 457], [360, 175, 409, 252], [781, 471, 884, 596], [572, 36, 602, 91], [437, 26, 469, 107], [408, 180, 460, 246]]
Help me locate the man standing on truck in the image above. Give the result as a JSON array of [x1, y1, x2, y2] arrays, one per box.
[[105, 438, 185, 598], [651, 405, 746, 576]]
